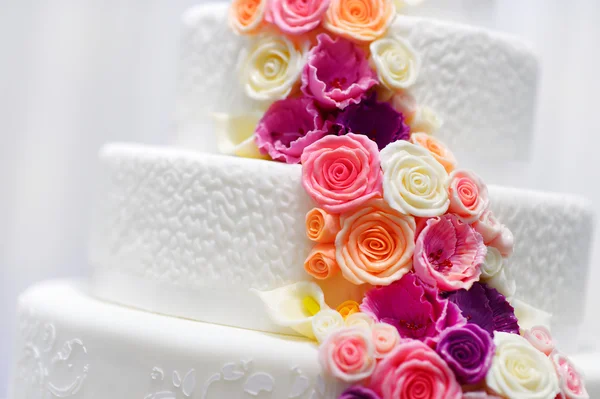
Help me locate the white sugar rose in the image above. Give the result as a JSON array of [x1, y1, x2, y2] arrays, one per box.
[[312, 309, 345, 343], [380, 141, 450, 217], [487, 332, 559, 399], [370, 36, 420, 90], [345, 312, 375, 330], [409, 105, 443, 134], [480, 246, 516, 298], [512, 299, 552, 331], [238, 34, 307, 102]]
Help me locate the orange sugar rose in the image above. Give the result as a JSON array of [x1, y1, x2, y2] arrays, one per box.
[[409, 132, 457, 173], [324, 0, 396, 43], [336, 300, 360, 319], [306, 208, 341, 243], [304, 243, 340, 280], [229, 0, 267, 35]]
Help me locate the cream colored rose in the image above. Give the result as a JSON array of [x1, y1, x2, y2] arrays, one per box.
[[213, 112, 269, 159], [409, 106, 443, 134], [480, 246, 516, 298], [312, 309, 345, 343], [370, 36, 420, 90], [380, 141, 450, 217], [238, 34, 307, 101], [486, 332, 559, 399]]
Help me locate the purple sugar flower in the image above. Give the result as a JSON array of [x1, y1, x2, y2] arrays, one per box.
[[447, 282, 519, 336], [360, 273, 466, 346], [436, 324, 495, 385], [255, 97, 327, 164], [331, 94, 410, 150], [339, 386, 381, 399], [301, 33, 377, 110]]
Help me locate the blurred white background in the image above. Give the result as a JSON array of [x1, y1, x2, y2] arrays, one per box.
[[0, 0, 599, 395]]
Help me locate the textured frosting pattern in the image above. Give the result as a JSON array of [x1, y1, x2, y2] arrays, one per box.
[[175, 4, 538, 162], [91, 144, 594, 348], [10, 280, 343, 399]]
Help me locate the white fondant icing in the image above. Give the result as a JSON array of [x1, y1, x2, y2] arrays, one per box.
[[175, 4, 538, 163], [9, 280, 345, 399], [90, 144, 594, 349]]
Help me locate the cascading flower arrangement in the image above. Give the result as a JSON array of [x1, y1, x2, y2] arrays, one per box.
[[228, 0, 589, 398]]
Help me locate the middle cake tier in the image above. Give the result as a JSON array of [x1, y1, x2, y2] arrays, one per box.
[[90, 144, 594, 346]]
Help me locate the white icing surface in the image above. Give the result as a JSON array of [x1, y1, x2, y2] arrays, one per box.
[[90, 144, 594, 349], [9, 280, 344, 399], [175, 3, 538, 163]]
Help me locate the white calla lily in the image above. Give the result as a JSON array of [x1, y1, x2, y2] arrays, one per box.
[[213, 112, 268, 160], [512, 299, 552, 331], [253, 282, 329, 339]]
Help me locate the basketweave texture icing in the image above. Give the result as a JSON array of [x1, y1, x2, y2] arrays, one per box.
[[174, 4, 538, 162], [90, 144, 594, 348], [10, 280, 345, 399]]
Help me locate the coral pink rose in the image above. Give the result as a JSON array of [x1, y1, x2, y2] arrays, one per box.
[[266, 0, 329, 35], [447, 169, 489, 223], [319, 327, 376, 382], [301, 133, 382, 213], [304, 243, 339, 279], [523, 325, 555, 356], [306, 208, 340, 243], [472, 210, 515, 257], [229, 0, 267, 35], [410, 133, 457, 174], [324, 0, 395, 42], [552, 352, 589, 399], [413, 214, 486, 291], [370, 340, 462, 399], [336, 199, 415, 286], [371, 323, 401, 359]]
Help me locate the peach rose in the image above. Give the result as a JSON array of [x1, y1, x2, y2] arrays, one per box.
[[323, 0, 396, 43], [523, 325, 555, 356], [472, 210, 515, 257], [229, 0, 267, 35], [304, 243, 339, 279], [337, 300, 360, 319], [319, 327, 376, 382], [447, 169, 489, 223], [336, 199, 415, 286], [301, 133, 382, 214], [409, 132, 457, 174], [371, 323, 401, 359], [306, 208, 340, 243]]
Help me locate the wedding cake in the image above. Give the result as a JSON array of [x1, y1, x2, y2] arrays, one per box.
[[9, 1, 596, 398]]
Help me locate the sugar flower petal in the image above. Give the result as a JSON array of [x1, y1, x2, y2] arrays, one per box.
[[523, 325, 555, 356], [331, 94, 410, 150], [370, 36, 420, 90], [345, 313, 375, 330], [409, 132, 456, 173], [324, 0, 396, 43], [552, 352, 590, 399], [255, 97, 327, 164], [313, 308, 345, 343], [447, 169, 490, 223], [319, 327, 376, 383], [253, 282, 329, 339], [229, 0, 267, 35], [413, 214, 486, 291], [266, 0, 330, 36], [360, 273, 466, 346], [339, 386, 381, 399], [213, 112, 269, 160], [301, 34, 377, 110], [447, 282, 519, 336], [512, 299, 552, 331], [409, 105, 443, 134]]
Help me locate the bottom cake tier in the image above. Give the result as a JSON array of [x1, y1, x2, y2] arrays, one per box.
[[9, 279, 344, 399]]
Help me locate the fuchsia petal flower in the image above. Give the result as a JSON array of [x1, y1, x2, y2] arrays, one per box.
[[447, 282, 519, 336], [413, 214, 486, 291], [266, 0, 329, 35], [370, 340, 462, 399], [360, 274, 466, 346], [255, 97, 326, 163], [301, 34, 377, 110]]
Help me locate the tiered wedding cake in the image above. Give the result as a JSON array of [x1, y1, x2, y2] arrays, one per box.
[[9, 1, 596, 398]]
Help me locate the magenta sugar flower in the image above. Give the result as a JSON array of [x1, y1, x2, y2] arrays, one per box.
[[360, 273, 466, 346], [413, 214, 486, 291], [301, 34, 377, 110], [447, 282, 519, 336], [338, 386, 381, 399], [436, 324, 494, 385], [332, 94, 410, 150], [255, 97, 327, 163]]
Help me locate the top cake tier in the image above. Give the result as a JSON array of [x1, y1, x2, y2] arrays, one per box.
[[175, 3, 538, 163]]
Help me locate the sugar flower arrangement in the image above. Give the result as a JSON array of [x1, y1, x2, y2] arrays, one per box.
[[227, 1, 589, 398]]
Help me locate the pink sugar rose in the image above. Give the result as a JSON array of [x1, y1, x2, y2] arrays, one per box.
[[301, 133, 382, 214], [319, 327, 376, 383], [266, 0, 329, 35], [370, 340, 462, 399], [447, 169, 489, 223], [552, 352, 590, 399], [462, 392, 502, 399], [413, 214, 486, 291], [371, 323, 401, 359], [523, 325, 556, 356], [301, 34, 378, 110], [472, 210, 515, 257], [255, 97, 327, 163]]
